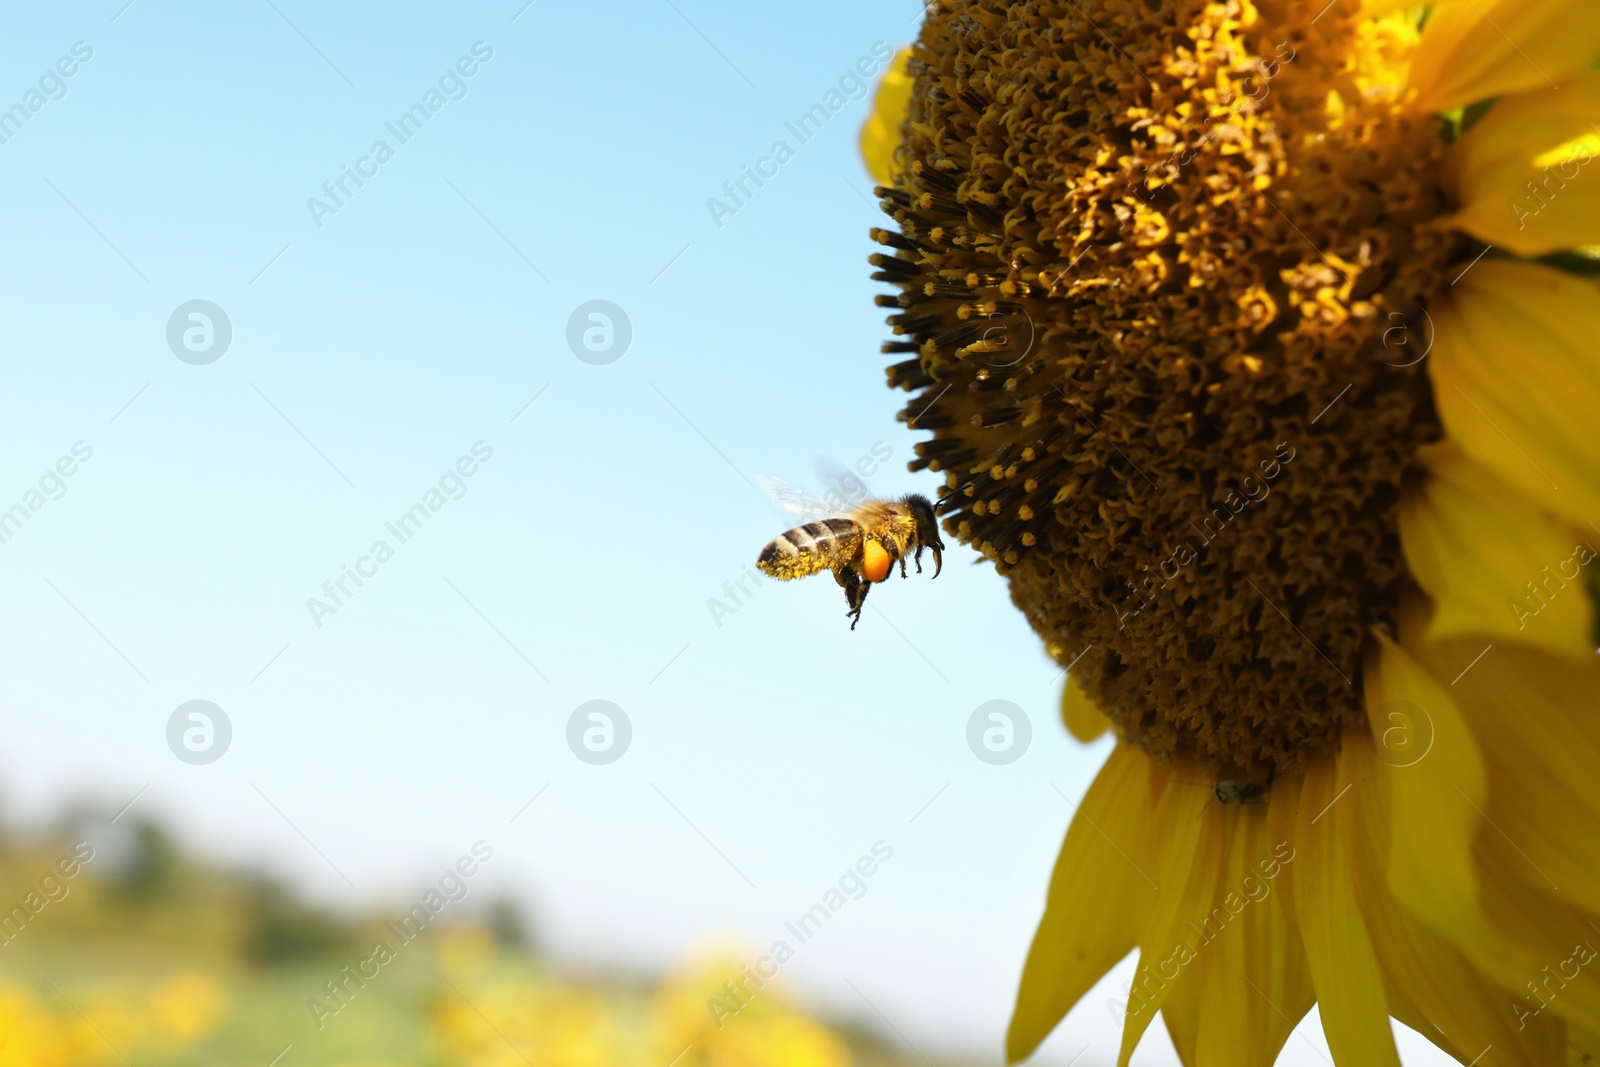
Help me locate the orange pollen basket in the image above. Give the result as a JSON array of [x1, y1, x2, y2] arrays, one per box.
[[862, 540, 893, 584]]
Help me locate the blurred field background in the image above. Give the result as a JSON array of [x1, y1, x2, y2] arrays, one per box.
[[0, 0, 1114, 1061], [0, 806, 980, 1067]]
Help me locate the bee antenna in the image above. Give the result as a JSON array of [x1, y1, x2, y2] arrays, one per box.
[[1163, 778, 1221, 819]]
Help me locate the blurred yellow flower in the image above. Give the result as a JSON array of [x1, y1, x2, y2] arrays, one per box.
[[0, 974, 227, 1066], [0, 984, 75, 1067], [432, 951, 853, 1067], [148, 971, 229, 1040], [649, 954, 850, 1067], [78, 987, 151, 1056], [432, 977, 622, 1067]]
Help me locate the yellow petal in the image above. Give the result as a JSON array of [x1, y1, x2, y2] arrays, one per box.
[[1400, 444, 1596, 661], [1061, 673, 1110, 743], [1364, 633, 1497, 952], [1160, 974, 1201, 1067], [1319, 0, 1423, 16], [1115, 775, 1221, 1067], [1571, 1025, 1600, 1064], [860, 48, 912, 188], [1409, 0, 1600, 114], [1341, 727, 1567, 1065], [1443, 73, 1600, 256], [1421, 634, 1600, 920], [1380, 980, 1460, 1064], [1293, 748, 1402, 1067], [1006, 745, 1158, 1062], [1190, 804, 1313, 1067], [1382, 604, 1600, 1036], [1474, 834, 1600, 1034], [1429, 259, 1600, 530]]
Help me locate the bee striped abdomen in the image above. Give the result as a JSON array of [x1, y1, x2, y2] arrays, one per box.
[[757, 519, 861, 581]]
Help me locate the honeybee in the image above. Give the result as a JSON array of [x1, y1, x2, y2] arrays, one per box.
[[1212, 780, 1270, 805], [755, 482, 944, 630], [1172, 769, 1273, 806]]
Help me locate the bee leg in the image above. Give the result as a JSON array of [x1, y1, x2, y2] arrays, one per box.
[[848, 577, 871, 629], [897, 553, 908, 580], [913, 545, 924, 574], [835, 568, 867, 630]]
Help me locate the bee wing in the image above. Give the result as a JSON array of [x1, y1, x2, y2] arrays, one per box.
[[757, 474, 839, 525], [812, 457, 884, 514], [806, 457, 915, 553]]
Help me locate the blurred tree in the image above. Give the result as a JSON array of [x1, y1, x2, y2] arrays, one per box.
[[484, 895, 536, 954], [240, 876, 360, 964], [106, 818, 181, 901]]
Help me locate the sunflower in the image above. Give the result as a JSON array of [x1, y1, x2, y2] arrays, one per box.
[[861, 2, 1600, 1063]]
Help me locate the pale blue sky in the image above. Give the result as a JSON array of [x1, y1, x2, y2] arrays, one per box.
[[0, 3, 1453, 1064]]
